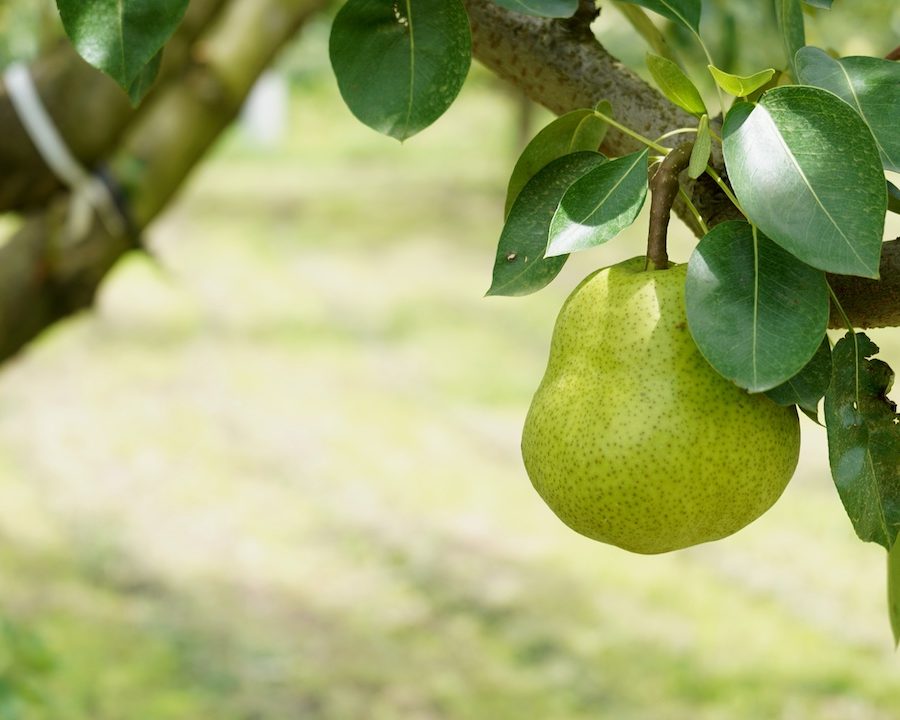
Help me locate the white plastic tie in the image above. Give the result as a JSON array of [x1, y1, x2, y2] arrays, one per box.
[[4, 62, 126, 241]]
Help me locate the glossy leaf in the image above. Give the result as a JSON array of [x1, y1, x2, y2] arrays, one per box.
[[126, 50, 162, 105], [488, 0, 578, 17], [708, 65, 776, 97], [547, 150, 649, 257], [646, 54, 706, 116], [795, 47, 900, 172], [685, 221, 829, 392], [765, 338, 832, 415], [688, 114, 710, 179], [890, 539, 900, 647], [329, 0, 471, 141], [824, 333, 900, 550], [505, 106, 610, 217], [615, 0, 701, 33], [889, 181, 900, 215], [723, 87, 886, 278], [56, 0, 187, 101], [774, 0, 804, 75], [487, 152, 607, 297]]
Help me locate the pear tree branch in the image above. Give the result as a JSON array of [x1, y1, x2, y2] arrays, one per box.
[[464, 0, 900, 329], [0, 0, 327, 364]]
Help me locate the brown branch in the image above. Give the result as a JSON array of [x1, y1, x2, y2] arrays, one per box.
[[0, 0, 229, 213], [828, 240, 900, 329], [647, 143, 693, 270], [464, 0, 899, 328], [0, 0, 328, 364]]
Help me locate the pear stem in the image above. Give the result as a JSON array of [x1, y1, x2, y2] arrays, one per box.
[[647, 142, 693, 270]]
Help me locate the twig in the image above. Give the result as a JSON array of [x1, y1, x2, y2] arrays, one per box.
[[647, 142, 693, 269]]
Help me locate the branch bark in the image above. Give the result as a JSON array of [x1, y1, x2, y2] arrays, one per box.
[[0, 0, 327, 363], [0, 0, 229, 213], [464, 0, 900, 329]]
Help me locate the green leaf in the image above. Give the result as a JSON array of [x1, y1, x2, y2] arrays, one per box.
[[765, 338, 832, 415], [646, 54, 706, 116], [774, 0, 805, 76], [55, 0, 187, 99], [611, 1, 676, 61], [889, 181, 900, 215], [722, 87, 886, 278], [488, 0, 578, 17], [824, 332, 900, 550], [547, 149, 649, 257], [487, 152, 607, 297], [795, 47, 900, 173], [329, 0, 471, 141], [890, 539, 900, 647], [685, 221, 829, 392], [803, 0, 832, 8], [126, 50, 162, 105], [505, 106, 610, 217], [708, 65, 776, 97], [688, 114, 710, 179], [615, 0, 701, 33]]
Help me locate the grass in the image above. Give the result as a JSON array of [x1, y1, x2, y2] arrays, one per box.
[[1, 46, 900, 719]]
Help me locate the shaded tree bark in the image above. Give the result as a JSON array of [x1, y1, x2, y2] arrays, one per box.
[[0, 0, 327, 363], [0, 0, 229, 212]]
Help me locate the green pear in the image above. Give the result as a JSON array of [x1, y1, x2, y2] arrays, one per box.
[[522, 257, 800, 554]]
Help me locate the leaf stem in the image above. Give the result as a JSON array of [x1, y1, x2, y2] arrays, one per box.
[[693, 31, 725, 117], [593, 109, 669, 154], [827, 280, 855, 335], [655, 127, 698, 143], [827, 279, 861, 408], [704, 164, 743, 215], [678, 186, 708, 235]]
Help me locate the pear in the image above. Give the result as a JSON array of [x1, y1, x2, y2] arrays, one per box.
[[522, 257, 800, 554]]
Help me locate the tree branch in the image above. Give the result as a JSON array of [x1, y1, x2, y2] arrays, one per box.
[[0, 0, 327, 363], [464, 0, 899, 329], [0, 0, 229, 213]]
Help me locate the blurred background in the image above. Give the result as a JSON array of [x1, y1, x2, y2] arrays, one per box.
[[1, 1, 899, 718]]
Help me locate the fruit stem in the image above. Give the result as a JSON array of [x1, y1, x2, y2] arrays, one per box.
[[647, 142, 693, 270]]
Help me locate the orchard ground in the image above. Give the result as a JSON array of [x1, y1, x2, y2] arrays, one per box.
[[1, 34, 900, 720]]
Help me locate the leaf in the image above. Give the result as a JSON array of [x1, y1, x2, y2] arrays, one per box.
[[890, 539, 900, 647], [889, 181, 900, 215], [126, 50, 162, 105], [795, 47, 900, 172], [688, 114, 710, 179], [547, 150, 649, 257], [487, 152, 607, 297], [55, 0, 188, 98], [722, 87, 886, 278], [803, 0, 832, 7], [765, 337, 832, 415], [611, 1, 676, 61], [774, 0, 805, 76], [329, 0, 471, 141], [615, 0, 701, 33], [824, 332, 900, 550], [646, 54, 706, 116], [488, 0, 578, 17], [685, 221, 829, 392], [708, 65, 776, 97], [505, 106, 610, 217]]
